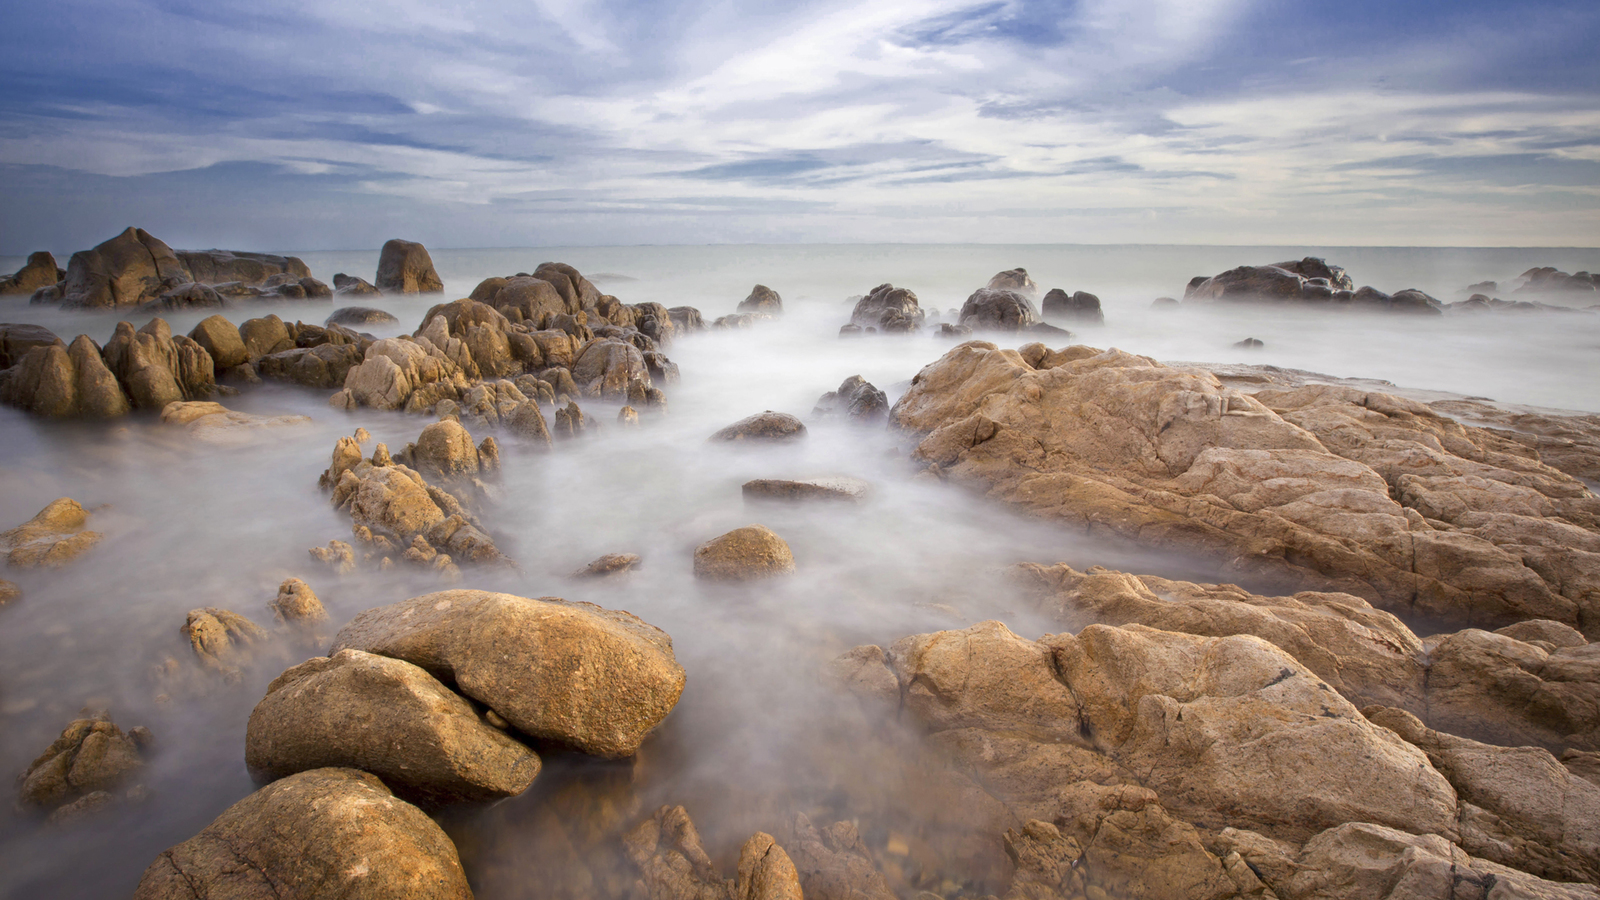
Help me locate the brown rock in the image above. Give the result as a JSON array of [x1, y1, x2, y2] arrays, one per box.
[[375, 239, 444, 293], [572, 553, 642, 578], [57, 227, 188, 309], [737, 284, 783, 314], [413, 419, 482, 480], [710, 411, 806, 443], [573, 338, 650, 400], [269, 577, 327, 626], [785, 813, 897, 900], [181, 607, 268, 674], [132, 768, 472, 900], [2, 497, 102, 568], [0, 578, 19, 604], [17, 711, 146, 809], [239, 314, 294, 358], [693, 525, 796, 582], [0, 251, 61, 295], [986, 268, 1038, 297], [331, 590, 685, 757], [742, 477, 869, 503], [1424, 628, 1599, 752]]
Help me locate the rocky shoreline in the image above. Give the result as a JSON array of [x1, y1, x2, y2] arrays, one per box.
[[1, 236, 1598, 900]]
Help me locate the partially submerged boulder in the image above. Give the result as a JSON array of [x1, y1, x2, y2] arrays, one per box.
[[176, 249, 311, 285], [812, 376, 887, 423], [17, 711, 149, 810], [571, 552, 642, 578], [326, 306, 399, 327], [0, 333, 130, 417], [245, 648, 541, 803], [182, 607, 269, 676], [985, 268, 1037, 297], [269, 577, 328, 627], [743, 477, 869, 503], [850, 284, 924, 332], [2, 497, 102, 568], [959, 289, 1039, 331], [1040, 289, 1103, 325], [132, 768, 472, 900], [331, 591, 685, 757], [54, 227, 188, 309], [375, 239, 444, 293], [693, 525, 796, 582], [159, 401, 312, 442], [737, 285, 783, 315], [710, 412, 807, 443], [622, 805, 804, 900]]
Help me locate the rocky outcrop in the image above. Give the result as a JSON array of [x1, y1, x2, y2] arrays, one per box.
[[693, 525, 796, 581], [572, 338, 651, 401], [622, 806, 804, 900], [738, 285, 783, 314], [1515, 267, 1599, 295], [669, 306, 706, 332], [1429, 399, 1600, 483], [331, 590, 685, 758], [0, 251, 61, 295], [375, 239, 444, 293], [17, 711, 149, 810], [813, 376, 887, 423], [572, 553, 642, 578], [269, 577, 327, 627], [333, 273, 382, 296], [176, 249, 311, 285], [985, 268, 1037, 297], [850, 284, 925, 332], [2, 497, 102, 568], [891, 342, 1600, 637], [187, 315, 248, 368], [182, 607, 269, 676], [959, 289, 1040, 331], [743, 477, 869, 503], [1423, 627, 1600, 752], [132, 768, 472, 900], [103, 319, 216, 408], [1183, 258, 1441, 314], [0, 332, 130, 417], [710, 411, 807, 442], [1040, 289, 1103, 325], [245, 648, 542, 803], [0, 323, 62, 368], [53, 227, 188, 309]]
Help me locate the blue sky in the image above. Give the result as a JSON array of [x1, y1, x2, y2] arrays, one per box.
[[1, 0, 1597, 251]]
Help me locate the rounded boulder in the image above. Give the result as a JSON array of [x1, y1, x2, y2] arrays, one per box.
[[694, 524, 796, 582]]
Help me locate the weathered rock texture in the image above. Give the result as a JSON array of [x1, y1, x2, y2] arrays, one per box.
[[331, 591, 685, 757], [132, 768, 472, 900], [375, 239, 444, 293], [959, 289, 1040, 331], [17, 711, 147, 809], [55, 227, 188, 309], [1040, 289, 1104, 325], [710, 412, 807, 443], [850, 284, 925, 332], [2, 497, 102, 568], [738, 285, 783, 314], [694, 525, 797, 581], [891, 342, 1600, 637], [1, 251, 61, 295], [622, 805, 804, 900], [813, 376, 888, 423], [246, 648, 541, 803], [1183, 258, 1446, 314]]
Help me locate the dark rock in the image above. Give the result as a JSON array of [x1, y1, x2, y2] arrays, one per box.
[[1466, 280, 1498, 295], [1185, 265, 1306, 303], [332, 273, 381, 296], [839, 324, 862, 338], [1269, 257, 1354, 290], [17, 711, 147, 809], [1515, 267, 1600, 294], [1041, 289, 1104, 325], [531, 263, 601, 312], [629, 302, 677, 345], [239, 315, 295, 358], [473, 275, 570, 325], [743, 477, 869, 503], [140, 282, 225, 312], [176, 249, 311, 285], [937, 322, 973, 338], [132, 768, 472, 900], [573, 339, 651, 401], [737, 285, 783, 315], [985, 268, 1037, 297], [102, 319, 216, 409], [375, 239, 443, 293], [1387, 288, 1444, 315], [710, 411, 807, 442], [1023, 322, 1073, 338], [326, 306, 399, 327], [1234, 337, 1264, 349], [0, 336, 129, 418], [0, 251, 62, 295], [959, 288, 1040, 331], [851, 284, 924, 331], [1151, 296, 1180, 309], [813, 376, 887, 423], [571, 553, 642, 578], [0, 322, 63, 369], [56, 227, 188, 309], [255, 343, 363, 389]]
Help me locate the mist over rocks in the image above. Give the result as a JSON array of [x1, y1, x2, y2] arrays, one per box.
[[737, 284, 783, 315], [1182, 256, 1449, 314], [1040, 288, 1103, 325], [850, 283, 925, 332]]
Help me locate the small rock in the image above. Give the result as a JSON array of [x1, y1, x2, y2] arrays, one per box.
[[742, 477, 869, 503], [571, 553, 642, 579], [693, 525, 796, 582], [0, 578, 20, 605], [1233, 337, 1264, 349], [618, 406, 640, 426], [17, 711, 147, 810], [737, 284, 783, 314], [269, 578, 328, 627], [1, 497, 102, 569], [813, 376, 887, 423], [182, 607, 269, 675], [710, 411, 806, 443]]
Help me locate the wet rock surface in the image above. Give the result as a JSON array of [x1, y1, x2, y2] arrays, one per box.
[[17, 710, 149, 810]]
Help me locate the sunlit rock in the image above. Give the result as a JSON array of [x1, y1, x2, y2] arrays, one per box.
[[694, 525, 796, 582]]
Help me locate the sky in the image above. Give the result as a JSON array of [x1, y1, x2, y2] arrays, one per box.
[[1, 0, 1598, 252]]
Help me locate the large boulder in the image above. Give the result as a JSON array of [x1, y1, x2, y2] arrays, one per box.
[[56, 227, 188, 309], [1040, 288, 1103, 325], [411, 419, 483, 480], [331, 591, 685, 758], [572, 338, 651, 400], [0, 334, 130, 417], [471, 275, 572, 325], [890, 342, 1600, 637], [693, 525, 796, 582], [1185, 264, 1308, 303], [958, 289, 1039, 331], [531, 262, 602, 312], [176, 249, 311, 285], [375, 239, 444, 293], [132, 768, 472, 900], [187, 315, 248, 369], [850, 284, 924, 332], [245, 648, 541, 803], [0, 251, 61, 295], [254, 343, 363, 389], [1269, 257, 1354, 290], [326, 306, 399, 327], [102, 318, 216, 408], [0, 322, 62, 368], [737, 285, 783, 314]]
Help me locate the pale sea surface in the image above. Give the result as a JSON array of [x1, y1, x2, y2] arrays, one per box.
[[0, 243, 1597, 898]]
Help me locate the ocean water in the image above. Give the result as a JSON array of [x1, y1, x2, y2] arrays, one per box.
[[0, 243, 1597, 898]]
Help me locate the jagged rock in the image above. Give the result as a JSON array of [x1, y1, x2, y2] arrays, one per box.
[[2, 497, 102, 568], [1429, 399, 1600, 483], [710, 411, 806, 443], [851, 284, 925, 331], [507, 401, 553, 447], [0, 322, 62, 368], [742, 477, 869, 503], [412, 419, 482, 480], [1234, 337, 1264, 349], [693, 525, 796, 582], [986, 268, 1038, 297], [531, 262, 602, 312], [573, 338, 651, 400], [330, 591, 686, 757], [1041, 289, 1104, 325], [245, 649, 541, 803], [959, 288, 1040, 331], [102, 319, 216, 408], [132, 768, 472, 900], [254, 342, 364, 389], [0, 334, 130, 417], [737, 284, 783, 314], [572, 553, 642, 578], [17, 711, 147, 809], [1423, 628, 1599, 751], [269, 577, 327, 626], [375, 239, 444, 293], [309, 539, 356, 574], [140, 282, 225, 312], [622, 806, 803, 900], [630, 301, 678, 345], [0, 251, 61, 295], [891, 342, 1600, 637], [813, 376, 887, 423], [554, 400, 588, 438], [668, 306, 705, 332], [54, 227, 188, 309], [326, 306, 399, 326], [182, 607, 268, 675]]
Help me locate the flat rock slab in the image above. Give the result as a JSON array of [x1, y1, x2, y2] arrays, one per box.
[[743, 477, 870, 503]]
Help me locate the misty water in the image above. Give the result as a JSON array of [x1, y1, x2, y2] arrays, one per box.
[[1, 243, 1598, 898]]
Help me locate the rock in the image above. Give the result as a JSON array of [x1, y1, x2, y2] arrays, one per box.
[[572, 338, 651, 401], [531, 262, 602, 312], [985, 268, 1038, 297], [630, 301, 678, 345], [742, 477, 869, 503], [0, 251, 61, 295], [1151, 296, 1180, 308], [937, 322, 973, 338], [709, 411, 807, 443], [784, 813, 897, 900], [326, 306, 399, 326], [2, 497, 102, 568], [1515, 267, 1600, 295], [269, 577, 328, 626], [188, 315, 248, 368], [1185, 264, 1311, 304], [850, 284, 925, 331], [572, 553, 642, 578], [245, 649, 541, 803], [0, 335, 130, 418], [140, 282, 225, 312], [1007, 799, 1237, 900], [159, 401, 312, 442], [182, 607, 268, 674], [254, 342, 364, 389], [375, 239, 444, 293], [331, 591, 685, 758], [959, 288, 1040, 331], [668, 306, 705, 332], [553, 400, 588, 438], [55, 227, 188, 309], [507, 401, 553, 447], [737, 284, 783, 314], [102, 319, 216, 408], [132, 768, 472, 900], [1496, 619, 1588, 648], [812, 376, 888, 423], [333, 273, 382, 297], [1234, 337, 1264, 348], [0, 578, 19, 604], [890, 343, 1600, 637], [239, 314, 294, 358], [1387, 288, 1444, 315], [17, 711, 146, 809], [693, 525, 796, 582], [309, 539, 357, 574], [1270, 257, 1355, 290], [1427, 399, 1600, 484], [412, 419, 482, 480], [0, 322, 62, 368], [473, 276, 571, 325], [176, 249, 311, 285], [1041, 289, 1104, 325], [1423, 628, 1599, 751], [622, 806, 803, 900], [618, 405, 640, 425]]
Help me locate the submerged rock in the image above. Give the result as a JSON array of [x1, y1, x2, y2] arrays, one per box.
[[159, 401, 312, 442], [710, 411, 807, 443], [17, 711, 148, 810], [269, 577, 327, 627], [737, 284, 783, 315], [375, 239, 444, 293], [693, 525, 796, 582], [812, 376, 887, 423], [958, 288, 1039, 331], [850, 284, 925, 332], [742, 477, 869, 503], [1, 497, 102, 568], [333, 273, 382, 297], [326, 306, 399, 326], [1040, 289, 1104, 325], [571, 553, 642, 578], [331, 591, 686, 758], [182, 607, 269, 676], [622, 805, 803, 900], [132, 768, 472, 900], [245, 649, 541, 803]]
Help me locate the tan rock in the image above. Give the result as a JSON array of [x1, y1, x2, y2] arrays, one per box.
[[375, 239, 444, 293], [572, 552, 642, 578], [1425, 628, 1599, 751], [246, 649, 541, 803], [742, 477, 869, 503], [413, 419, 481, 480], [331, 590, 685, 757], [132, 768, 472, 900], [159, 401, 311, 443], [2, 497, 102, 568], [710, 411, 806, 442], [0, 578, 19, 604], [181, 607, 268, 674], [269, 577, 327, 626], [57, 227, 187, 309], [188, 315, 248, 368], [17, 711, 146, 809], [573, 338, 650, 400], [785, 813, 896, 900], [694, 525, 796, 581]]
